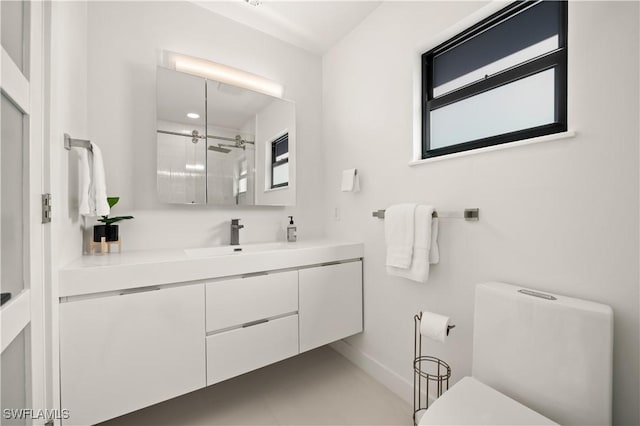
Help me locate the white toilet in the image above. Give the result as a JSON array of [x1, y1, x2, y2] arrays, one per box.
[[419, 282, 613, 425]]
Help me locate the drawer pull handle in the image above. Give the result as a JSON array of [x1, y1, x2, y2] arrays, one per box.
[[518, 289, 557, 300], [242, 319, 269, 328], [119, 286, 161, 296], [241, 272, 269, 279]]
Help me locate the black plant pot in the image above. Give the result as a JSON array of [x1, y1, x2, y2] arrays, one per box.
[[93, 224, 119, 242]]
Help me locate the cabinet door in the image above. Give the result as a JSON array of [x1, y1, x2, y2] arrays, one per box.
[[298, 261, 363, 352], [59, 284, 205, 425]]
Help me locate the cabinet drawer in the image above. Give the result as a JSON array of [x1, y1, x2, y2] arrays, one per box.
[[206, 270, 297, 332], [206, 314, 299, 385]]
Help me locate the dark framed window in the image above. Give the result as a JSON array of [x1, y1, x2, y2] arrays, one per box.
[[422, 0, 567, 159], [270, 133, 289, 189]]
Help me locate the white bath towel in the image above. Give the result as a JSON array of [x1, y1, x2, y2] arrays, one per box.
[[384, 203, 417, 268], [387, 205, 439, 283], [78, 148, 92, 216], [78, 142, 110, 217]]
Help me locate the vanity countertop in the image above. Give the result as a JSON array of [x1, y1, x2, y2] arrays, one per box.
[[59, 240, 363, 298]]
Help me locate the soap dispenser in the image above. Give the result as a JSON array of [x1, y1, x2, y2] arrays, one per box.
[[287, 216, 297, 242]]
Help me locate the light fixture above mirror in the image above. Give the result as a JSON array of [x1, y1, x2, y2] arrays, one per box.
[[160, 50, 284, 98]]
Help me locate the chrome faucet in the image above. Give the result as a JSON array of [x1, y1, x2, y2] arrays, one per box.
[[230, 219, 244, 246]]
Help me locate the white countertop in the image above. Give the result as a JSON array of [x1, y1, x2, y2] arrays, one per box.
[[59, 240, 364, 298]]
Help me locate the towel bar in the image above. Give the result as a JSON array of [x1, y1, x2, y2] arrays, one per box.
[[372, 208, 479, 221], [64, 133, 92, 151]]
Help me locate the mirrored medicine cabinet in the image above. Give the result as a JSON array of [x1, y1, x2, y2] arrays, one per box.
[[156, 66, 296, 206]]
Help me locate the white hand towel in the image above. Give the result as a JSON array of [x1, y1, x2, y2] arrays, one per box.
[[340, 168, 360, 192], [79, 142, 110, 217], [387, 205, 436, 283], [78, 148, 91, 216], [90, 142, 110, 216], [429, 217, 439, 264], [385, 203, 417, 269]]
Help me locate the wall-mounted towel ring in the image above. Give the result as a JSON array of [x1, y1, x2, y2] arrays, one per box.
[[64, 133, 93, 152]]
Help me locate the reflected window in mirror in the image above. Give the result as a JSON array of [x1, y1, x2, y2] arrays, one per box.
[[271, 133, 289, 189]]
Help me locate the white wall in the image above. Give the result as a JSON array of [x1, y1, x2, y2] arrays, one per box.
[[86, 1, 323, 250], [46, 0, 89, 417], [49, 1, 88, 267], [322, 2, 639, 425]]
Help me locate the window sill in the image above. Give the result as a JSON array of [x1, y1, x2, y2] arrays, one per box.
[[409, 130, 576, 167], [264, 185, 289, 193]]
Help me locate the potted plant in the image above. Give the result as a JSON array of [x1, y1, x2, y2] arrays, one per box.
[[93, 197, 134, 243]]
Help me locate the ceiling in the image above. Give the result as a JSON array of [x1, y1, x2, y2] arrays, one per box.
[[192, 1, 382, 54]]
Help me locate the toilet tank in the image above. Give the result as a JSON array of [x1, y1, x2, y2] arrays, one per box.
[[472, 282, 613, 425]]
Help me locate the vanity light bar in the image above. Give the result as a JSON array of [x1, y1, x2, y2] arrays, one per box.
[[163, 51, 284, 98]]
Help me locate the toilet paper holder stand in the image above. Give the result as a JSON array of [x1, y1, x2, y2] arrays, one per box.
[[413, 312, 455, 425]]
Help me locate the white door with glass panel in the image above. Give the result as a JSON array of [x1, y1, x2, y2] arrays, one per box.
[[1, 1, 47, 425]]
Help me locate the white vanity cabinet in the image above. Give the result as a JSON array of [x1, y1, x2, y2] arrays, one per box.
[[299, 261, 363, 352], [59, 284, 206, 426], [205, 271, 299, 385], [58, 241, 364, 425]]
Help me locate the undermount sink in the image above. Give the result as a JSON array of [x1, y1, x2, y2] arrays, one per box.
[[184, 242, 291, 257]]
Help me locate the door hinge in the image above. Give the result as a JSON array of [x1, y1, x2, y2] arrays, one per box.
[[42, 193, 52, 223]]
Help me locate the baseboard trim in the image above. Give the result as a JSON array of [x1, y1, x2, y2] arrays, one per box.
[[330, 339, 414, 404]]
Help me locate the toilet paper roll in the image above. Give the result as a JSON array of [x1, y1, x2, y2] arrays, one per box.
[[419, 311, 451, 343]]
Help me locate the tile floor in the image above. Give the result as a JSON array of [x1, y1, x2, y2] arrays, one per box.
[[99, 346, 412, 426]]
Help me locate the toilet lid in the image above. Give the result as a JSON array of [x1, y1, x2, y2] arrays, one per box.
[[418, 376, 558, 425]]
